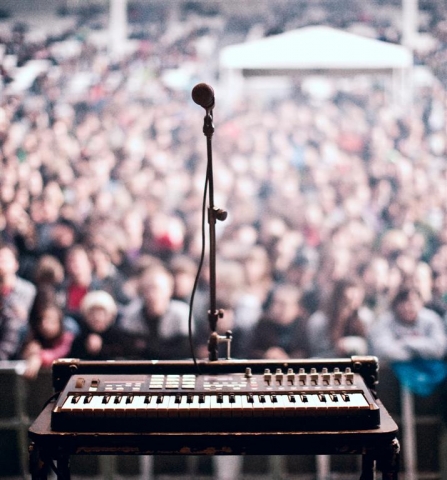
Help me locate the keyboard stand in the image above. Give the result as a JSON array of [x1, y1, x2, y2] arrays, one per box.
[[28, 400, 399, 480]]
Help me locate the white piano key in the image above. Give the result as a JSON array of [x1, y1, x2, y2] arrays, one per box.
[[145, 395, 159, 417], [230, 394, 243, 417], [112, 395, 128, 416], [270, 394, 285, 417], [83, 395, 104, 416], [155, 395, 170, 417], [62, 395, 84, 414], [188, 395, 202, 417], [167, 395, 180, 417], [252, 395, 265, 417], [127, 394, 148, 417], [295, 393, 318, 410], [177, 395, 192, 417], [240, 395, 253, 417], [282, 394, 298, 416], [345, 392, 369, 408], [261, 394, 276, 416], [219, 394, 233, 417], [100, 394, 118, 417], [314, 393, 330, 410], [210, 395, 223, 417], [198, 395, 211, 418]]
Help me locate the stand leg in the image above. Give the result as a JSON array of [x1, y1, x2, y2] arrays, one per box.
[[29, 442, 49, 480], [56, 454, 71, 480], [360, 453, 374, 480], [377, 438, 400, 480]]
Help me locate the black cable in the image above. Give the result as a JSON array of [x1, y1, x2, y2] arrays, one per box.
[[41, 391, 61, 410], [187, 166, 209, 374]]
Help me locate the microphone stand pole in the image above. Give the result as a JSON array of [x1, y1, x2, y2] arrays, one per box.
[[201, 108, 228, 361]]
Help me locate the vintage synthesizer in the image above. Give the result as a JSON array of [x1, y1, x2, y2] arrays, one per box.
[[51, 357, 381, 433]]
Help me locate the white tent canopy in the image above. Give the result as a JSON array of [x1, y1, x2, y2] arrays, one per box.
[[219, 26, 413, 75]]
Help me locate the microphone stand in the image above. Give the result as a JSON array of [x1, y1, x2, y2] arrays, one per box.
[[200, 107, 229, 361]]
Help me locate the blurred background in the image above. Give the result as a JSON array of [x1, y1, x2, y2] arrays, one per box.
[[0, 1, 447, 479]]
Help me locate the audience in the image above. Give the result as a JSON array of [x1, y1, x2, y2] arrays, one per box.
[[368, 287, 446, 362], [306, 278, 372, 358], [119, 264, 192, 359], [0, 243, 36, 335], [0, 1, 445, 370], [0, 295, 24, 360], [20, 287, 75, 378], [249, 283, 308, 359], [69, 290, 126, 360]]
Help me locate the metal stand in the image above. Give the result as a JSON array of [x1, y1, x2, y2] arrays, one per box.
[[197, 106, 229, 361]]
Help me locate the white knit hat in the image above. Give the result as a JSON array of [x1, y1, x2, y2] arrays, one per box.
[[80, 290, 117, 317]]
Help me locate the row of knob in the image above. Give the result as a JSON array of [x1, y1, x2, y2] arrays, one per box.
[[243, 367, 355, 386]]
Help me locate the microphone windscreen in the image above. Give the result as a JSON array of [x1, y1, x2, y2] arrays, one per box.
[[192, 83, 215, 109]]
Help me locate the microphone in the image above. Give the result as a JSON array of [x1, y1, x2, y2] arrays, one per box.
[[191, 83, 215, 110]]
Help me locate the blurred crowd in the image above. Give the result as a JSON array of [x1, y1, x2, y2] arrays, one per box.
[[0, 1, 446, 380]]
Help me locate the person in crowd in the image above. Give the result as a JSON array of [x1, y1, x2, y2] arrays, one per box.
[[169, 254, 197, 304], [0, 296, 24, 360], [69, 290, 127, 360], [368, 286, 447, 362], [44, 217, 80, 265], [32, 254, 65, 304], [87, 243, 132, 306], [306, 278, 372, 358], [61, 244, 100, 319], [248, 283, 308, 359], [0, 242, 36, 331], [236, 245, 275, 331], [119, 263, 192, 360], [20, 288, 75, 379]]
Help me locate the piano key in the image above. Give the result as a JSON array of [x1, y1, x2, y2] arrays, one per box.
[[210, 394, 223, 417], [62, 395, 84, 414], [175, 394, 191, 417], [112, 395, 129, 416], [167, 395, 181, 417], [270, 394, 285, 417], [219, 394, 233, 417], [282, 394, 298, 417], [177, 395, 191, 417], [345, 392, 369, 408], [188, 395, 202, 417], [230, 394, 243, 417], [295, 393, 319, 410], [310, 393, 331, 409], [198, 394, 211, 418], [83, 395, 104, 416], [125, 394, 148, 417], [240, 394, 253, 417], [324, 393, 341, 408], [260, 394, 276, 416], [144, 395, 159, 417], [252, 395, 265, 416], [155, 395, 171, 417]]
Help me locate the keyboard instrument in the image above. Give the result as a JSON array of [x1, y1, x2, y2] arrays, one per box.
[[51, 357, 381, 432]]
